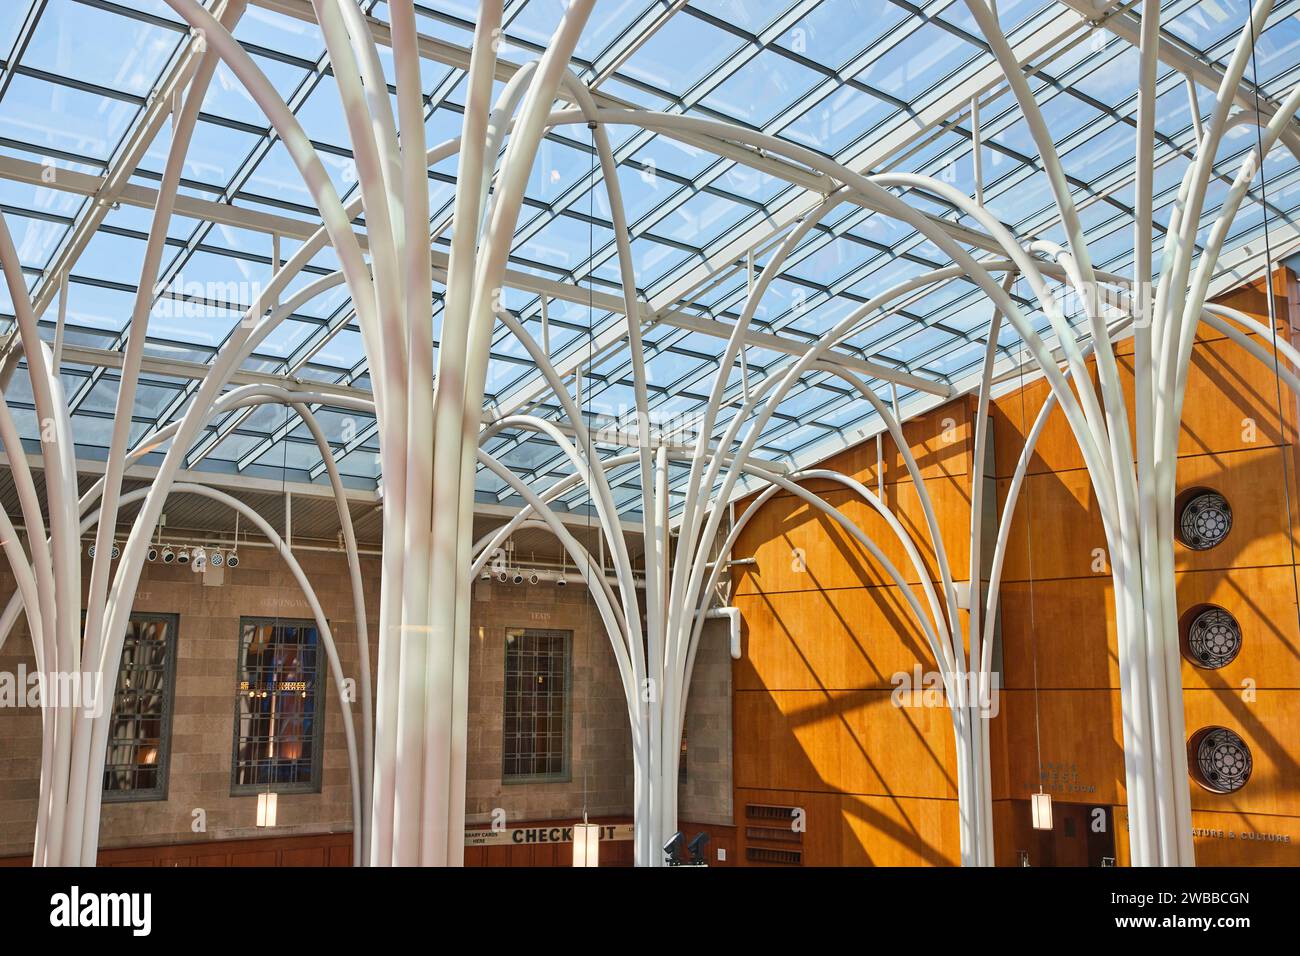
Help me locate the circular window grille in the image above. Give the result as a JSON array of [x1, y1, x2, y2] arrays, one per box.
[[1185, 607, 1242, 669], [1178, 491, 1232, 550], [1189, 727, 1252, 794]]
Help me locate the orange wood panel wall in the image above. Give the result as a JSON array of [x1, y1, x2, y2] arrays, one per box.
[[732, 403, 979, 866], [732, 269, 1300, 866]]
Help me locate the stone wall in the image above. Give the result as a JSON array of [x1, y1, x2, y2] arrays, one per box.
[[0, 546, 655, 858], [679, 618, 733, 826]]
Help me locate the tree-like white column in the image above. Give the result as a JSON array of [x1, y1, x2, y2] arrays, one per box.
[[3, 0, 1296, 869]]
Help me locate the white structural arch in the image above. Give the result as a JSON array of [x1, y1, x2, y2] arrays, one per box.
[[0, 0, 1295, 867]]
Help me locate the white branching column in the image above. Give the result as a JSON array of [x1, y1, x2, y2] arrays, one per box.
[[964, 0, 1300, 866], [0, 0, 601, 866], [6, 0, 1294, 871]]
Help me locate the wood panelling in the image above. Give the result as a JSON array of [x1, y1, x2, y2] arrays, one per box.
[[736, 787, 961, 866], [993, 799, 1116, 866], [1118, 335, 1294, 459], [993, 690, 1126, 806], [993, 445, 1300, 583], [734, 689, 958, 799], [993, 466, 1109, 582], [1000, 565, 1300, 693], [1177, 566, 1300, 689], [678, 821, 737, 867], [877, 400, 975, 483], [0, 831, 353, 867], [732, 271, 1300, 866], [809, 399, 976, 488], [998, 576, 1119, 690], [1172, 446, 1300, 573], [1183, 690, 1300, 818], [734, 477, 973, 595], [734, 586, 943, 693], [1114, 805, 1300, 866], [991, 368, 1099, 478]]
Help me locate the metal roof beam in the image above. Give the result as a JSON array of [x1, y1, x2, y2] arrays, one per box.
[[1062, 0, 1300, 157]]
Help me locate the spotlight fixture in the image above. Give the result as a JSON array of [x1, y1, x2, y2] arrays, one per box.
[[110, 543, 120, 560], [663, 832, 684, 866], [496, 569, 509, 584], [161, 546, 175, 564], [176, 548, 189, 565], [87, 544, 97, 558], [191, 546, 207, 572], [146, 546, 158, 562], [528, 570, 540, 585], [209, 549, 224, 568], [480, 569, 492, 581], [512, 571, 524, 585], [687, 831, 710, 865], [226, 551, 239, 568], [555, 575, 567, 587]]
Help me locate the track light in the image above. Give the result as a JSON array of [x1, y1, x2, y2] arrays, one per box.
[[512, 571, 524, 585], [191, 546, 206, 572], [496, 569, 509, 584], [226, 551, 239, 568], [209, 549, 224, 568], [110, 544, 120, 560], [146, 546, 158, 562], [176, 548, 189, 565], [161, 546, 175, 564], [87, 544, 96, 558], [528, 570, 540, 585], [556, 575, 567, 587]]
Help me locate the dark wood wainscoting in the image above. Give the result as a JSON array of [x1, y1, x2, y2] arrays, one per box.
[[0, 832, 354, 867], [1, 821, 735, 867]]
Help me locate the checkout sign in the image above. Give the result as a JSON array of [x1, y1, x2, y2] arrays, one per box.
[[464, 823, 634, 846]]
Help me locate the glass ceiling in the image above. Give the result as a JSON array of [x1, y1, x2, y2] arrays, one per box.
[[1, 0, 1299, 523]]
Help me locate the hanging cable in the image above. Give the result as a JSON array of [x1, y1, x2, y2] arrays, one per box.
[[581, 118, 598, 828], [1015, 279, 1045, 800], [1246, 10, 1300, 631]]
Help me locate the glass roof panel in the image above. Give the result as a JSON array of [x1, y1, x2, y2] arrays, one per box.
[[0, 0, 1295, 511]]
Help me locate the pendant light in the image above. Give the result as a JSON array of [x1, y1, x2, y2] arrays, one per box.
[[1017, 323, 1052, 834], [257, 402, 292, 831], [572, 814, 599, 867], [571, 125, 599, 870], [1031, 791, 1052, 831], [256, 791, 277, 828], [1246, 9, 1300, 641]]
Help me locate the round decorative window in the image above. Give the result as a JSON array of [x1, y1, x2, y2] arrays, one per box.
[[1189, 726, 1252, 794], [1178, 491, 1232, 550], [1182, 606, 1242, 669]]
